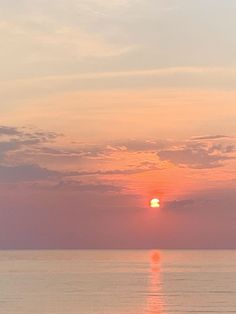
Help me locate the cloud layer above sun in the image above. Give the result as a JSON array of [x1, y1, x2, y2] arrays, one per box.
[[0, 124, 235, 248]]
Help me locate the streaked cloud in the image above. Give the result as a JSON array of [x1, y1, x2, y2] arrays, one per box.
[[158, 147, 233, 169], [157, 138, 235, 169], [0, 126, 21, 136], [0, 164, 59, 183], [191, 135, 231, 141], [0, 125, 235, 193], [39, 180, 122, 193], [3, 67, 236, 87], [0, 125, 60, 162]]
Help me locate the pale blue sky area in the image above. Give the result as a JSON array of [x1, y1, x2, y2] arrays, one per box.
[[1, 0, 236, 81]]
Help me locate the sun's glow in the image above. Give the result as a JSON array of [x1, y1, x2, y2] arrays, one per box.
[[150, 198, 160, 208]]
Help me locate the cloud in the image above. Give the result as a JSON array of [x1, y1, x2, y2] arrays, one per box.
[[0, 164, 59, 183], [112, 139, 168, 152], [0, 141, 22, 159], [158, 146, 233, 169], [157, 136, 236, 169], [191, 135, 231, 141], [164, 198, 214, 210], [166, 199, 196, 209], [0, 126, 21, 136], [4, 67, 236, 87], [73, 165, 160, 176], [41, 180, 122, 193], [0, 162, 140, 185], [0, 10, 132, 67], [39, 146, 84, 157], [209, 143, 235, 154], [0, 125, 235, 189], [0, 125, 163, 186], [164, 187, 236, 213], [0, 126, 61, 161]]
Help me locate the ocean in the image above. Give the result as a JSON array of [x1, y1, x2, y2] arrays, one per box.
[[0, 250, 236, 313]]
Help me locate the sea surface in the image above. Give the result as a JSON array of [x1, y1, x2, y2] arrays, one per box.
[[0, 250, 236, 313]]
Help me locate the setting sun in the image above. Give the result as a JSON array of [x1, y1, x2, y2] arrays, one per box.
[[150, 198, 160, 208]]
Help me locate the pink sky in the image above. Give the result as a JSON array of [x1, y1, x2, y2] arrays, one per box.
[[0, 0, 236, 248]]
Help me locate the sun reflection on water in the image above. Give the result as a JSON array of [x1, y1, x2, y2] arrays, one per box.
[[144, 251, 166, 314]]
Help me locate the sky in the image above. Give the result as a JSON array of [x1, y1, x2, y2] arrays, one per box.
[[0, 0, 236, 249]]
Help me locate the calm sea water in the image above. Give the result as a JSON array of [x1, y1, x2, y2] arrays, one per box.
[[0, 250, 236, 313]]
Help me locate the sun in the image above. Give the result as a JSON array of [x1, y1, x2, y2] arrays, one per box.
[[150, 198, 160, 208]]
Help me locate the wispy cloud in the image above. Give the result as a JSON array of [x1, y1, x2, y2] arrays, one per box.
[[0, 126, 21, 136], [157, 139, 235, 169], [191, 135, 231, 141], [3, 67, 236, 85], [0, 164, 59, 183], [37, 180, 122, 193], [0, 126, 60, 162]]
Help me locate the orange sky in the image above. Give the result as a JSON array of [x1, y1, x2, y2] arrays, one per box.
[[0, 0, 236, 248]]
